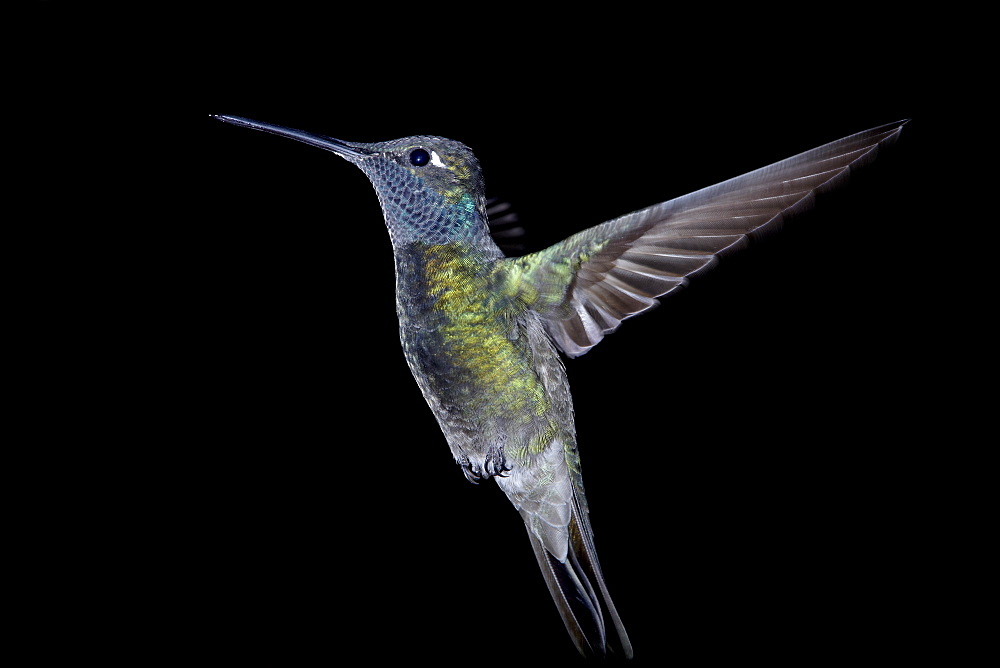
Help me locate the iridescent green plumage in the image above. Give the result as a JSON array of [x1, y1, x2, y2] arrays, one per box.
[[396, 241, 561, 468], [212, 114, 907, 659]]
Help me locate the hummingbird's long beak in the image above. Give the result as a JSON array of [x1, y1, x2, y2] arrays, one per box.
[[211, 115, 369, 160]]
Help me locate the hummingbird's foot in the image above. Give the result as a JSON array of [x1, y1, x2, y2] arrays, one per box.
[[458, 448, 511, 484], [483, 447, 511, 478]]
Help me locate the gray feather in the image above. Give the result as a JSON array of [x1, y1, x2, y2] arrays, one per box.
[[513, 120, 908, 357]]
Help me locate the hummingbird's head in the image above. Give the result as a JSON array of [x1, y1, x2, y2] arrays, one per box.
[[347, 136, 491, 247], [211, 116, 491, 248]]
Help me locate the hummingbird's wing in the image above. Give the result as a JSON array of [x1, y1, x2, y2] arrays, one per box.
[[505, 120, 907, 357], [485, 196, 527, 254]]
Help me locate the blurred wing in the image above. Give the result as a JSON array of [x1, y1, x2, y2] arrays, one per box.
[[486, 196, 527, 254], [505, 120, 908, 357]]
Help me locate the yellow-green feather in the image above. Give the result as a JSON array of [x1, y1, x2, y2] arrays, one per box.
[[503, 237, 612, 315], [422, 244, 558, 458]]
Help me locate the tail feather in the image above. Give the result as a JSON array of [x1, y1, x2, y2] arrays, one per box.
[[523, 498, 633, 659]]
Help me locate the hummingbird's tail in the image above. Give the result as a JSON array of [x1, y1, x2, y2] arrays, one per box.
[[521, 495, 633, 659]]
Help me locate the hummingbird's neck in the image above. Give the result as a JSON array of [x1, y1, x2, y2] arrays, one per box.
[[391, 237, 505, 313], [394, 238, 502, 278]]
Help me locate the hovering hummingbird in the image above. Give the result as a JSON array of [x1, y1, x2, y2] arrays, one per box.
[[212, 114, 907, 659]]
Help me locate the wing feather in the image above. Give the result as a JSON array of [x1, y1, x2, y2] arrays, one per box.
[[503, 120, 907, 357]]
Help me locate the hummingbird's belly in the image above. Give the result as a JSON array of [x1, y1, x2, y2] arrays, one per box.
[[393, 243, 572, 470], [398, 309, 564, 466]]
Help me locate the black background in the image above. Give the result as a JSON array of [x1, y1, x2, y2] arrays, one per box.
[[161, 6, 946, 665]]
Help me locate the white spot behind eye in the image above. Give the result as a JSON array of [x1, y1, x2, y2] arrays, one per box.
[[429, 150, 447, 168]]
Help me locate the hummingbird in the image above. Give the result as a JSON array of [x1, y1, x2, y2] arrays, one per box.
[[211, 114, 907, 659]]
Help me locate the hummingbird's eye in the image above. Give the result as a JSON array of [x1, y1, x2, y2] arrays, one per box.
[[409, 148, 430, 167]]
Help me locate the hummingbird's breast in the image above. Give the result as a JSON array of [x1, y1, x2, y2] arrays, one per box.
[[392, 243, 569, 468]]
